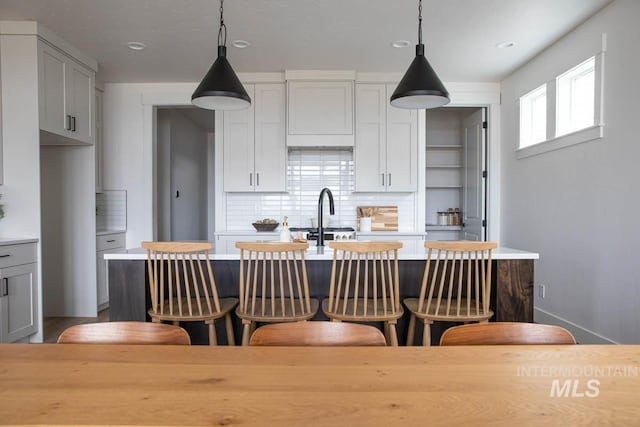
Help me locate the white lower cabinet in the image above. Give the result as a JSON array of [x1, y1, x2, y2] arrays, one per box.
[[0, 243, 38, 343], [96, 232, 125, 310]]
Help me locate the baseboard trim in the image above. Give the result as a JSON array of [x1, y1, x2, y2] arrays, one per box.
[[534, 307, 618, 344]]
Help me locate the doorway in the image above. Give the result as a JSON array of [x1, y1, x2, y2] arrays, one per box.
[[155, 107, 215, 241], [425, 107, 488, 241]]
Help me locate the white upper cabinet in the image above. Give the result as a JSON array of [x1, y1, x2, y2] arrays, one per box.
[[38, 40, 95, 145], [286, 80, 354, 147], [355, 83, 417, 192], [224, 83, 286, 192]]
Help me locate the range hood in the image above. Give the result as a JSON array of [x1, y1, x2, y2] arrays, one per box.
[[285, 70, 355, 148]]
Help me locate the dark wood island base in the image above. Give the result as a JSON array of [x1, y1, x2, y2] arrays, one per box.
[[108, 257, 534, 345]]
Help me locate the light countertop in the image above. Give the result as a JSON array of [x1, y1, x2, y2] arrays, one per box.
[[96, 229, 126, 236], [0, 237, 39, 246], [104, 240, 539, 261]]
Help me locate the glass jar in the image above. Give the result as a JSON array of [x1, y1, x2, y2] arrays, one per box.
[[437, 211, 448, 225]]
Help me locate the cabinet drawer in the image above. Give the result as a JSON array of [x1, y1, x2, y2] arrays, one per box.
[[96, 233, 125, 251], [0, 243, 37, 269]]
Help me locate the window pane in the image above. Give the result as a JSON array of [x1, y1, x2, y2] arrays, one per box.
[[519, 84, 547, 148], [557, 57, 595, 137]]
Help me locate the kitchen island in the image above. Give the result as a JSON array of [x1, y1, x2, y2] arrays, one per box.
[[104, 241, 538, 345]]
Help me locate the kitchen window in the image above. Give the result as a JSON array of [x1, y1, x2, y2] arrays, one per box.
[[517, 52, 604, 159], [519, 84, 547, 149], [556, 56, 595, 137]]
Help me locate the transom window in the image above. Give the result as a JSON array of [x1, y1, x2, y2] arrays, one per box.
[[517, 51, 603, 159], [556, 57, 595, 137], [519, 84, 547, 149]]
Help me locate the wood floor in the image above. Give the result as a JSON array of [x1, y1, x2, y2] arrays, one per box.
[[43, 309, 110, 343]]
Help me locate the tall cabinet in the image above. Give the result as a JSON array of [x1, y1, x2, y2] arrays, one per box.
[[223, 83, 287, 192], [354, 83, 418, 192]]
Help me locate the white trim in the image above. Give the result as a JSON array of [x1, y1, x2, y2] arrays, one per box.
[[516, 124, 603, 159], [236, 72, 285, 83], [285, 70, 356, 81], [534, 307, 618, 344], [356, 72, 403, 83], [0, 21, 98, 71]]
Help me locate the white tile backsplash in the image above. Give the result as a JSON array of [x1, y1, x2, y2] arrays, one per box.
[[96, 190, 127, 231], [226, 150, 417, 231]]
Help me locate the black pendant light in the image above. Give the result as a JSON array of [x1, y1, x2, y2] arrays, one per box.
[[390, 0, 450, 109], [192, 0, 251, 110]]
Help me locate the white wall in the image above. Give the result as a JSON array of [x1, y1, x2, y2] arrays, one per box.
[[41, 145, 97, 317], [103, 83, 198, 247], [500, 0, 640, 343]]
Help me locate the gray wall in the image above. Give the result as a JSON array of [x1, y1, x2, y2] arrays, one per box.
[[500, 0, 640, 343]]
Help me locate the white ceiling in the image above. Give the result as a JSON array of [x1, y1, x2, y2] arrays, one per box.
[[0, 0, 612, 84]]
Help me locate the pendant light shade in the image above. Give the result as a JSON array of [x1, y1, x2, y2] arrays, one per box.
[[390, 0, 450, 109], [192, 0, 251, 110]]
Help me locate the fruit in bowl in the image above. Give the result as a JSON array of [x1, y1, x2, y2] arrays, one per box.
[[252, 218, 279, 232]]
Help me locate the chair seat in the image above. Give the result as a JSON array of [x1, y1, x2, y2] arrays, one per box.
[[322, 298, 404, 322], [236, 298, 319, 322], [404, 298, 493, 322], [149, 297, 238, 322]]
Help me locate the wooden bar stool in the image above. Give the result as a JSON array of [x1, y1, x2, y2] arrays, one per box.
[[235, 242, 318, 345], [404, 241, 497, 345], [322, 241, 404, 346], [142, 241, 238, 345]]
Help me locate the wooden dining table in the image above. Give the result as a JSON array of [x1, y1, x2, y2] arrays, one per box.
[[1, 344, 639, 426]]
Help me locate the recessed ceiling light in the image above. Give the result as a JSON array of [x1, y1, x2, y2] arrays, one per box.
[[496, 41, 516, 49], [231, 40, 251, 49], [391, 40, 411, 49], [126, 41, 146, 51]]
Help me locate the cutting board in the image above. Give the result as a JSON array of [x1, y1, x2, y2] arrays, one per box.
[[357, 206, 398, 231]]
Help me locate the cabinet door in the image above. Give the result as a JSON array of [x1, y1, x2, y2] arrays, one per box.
[[67, 59, 95, 144], [386, 84, 417, 192], [254, 84, 286, 192], [38, 42, 68, 137], [223, 85, 255, 192], [355, 84, 386, 192], [0, 263, 38, 343], [287, 81, 353, 135]]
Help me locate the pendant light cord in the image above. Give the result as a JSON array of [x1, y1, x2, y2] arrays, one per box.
[[418, 0, 423, 45], [217, 0, 227, 47]]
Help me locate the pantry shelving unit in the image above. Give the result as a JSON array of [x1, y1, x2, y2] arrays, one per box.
[[424, 109, 471, 240]]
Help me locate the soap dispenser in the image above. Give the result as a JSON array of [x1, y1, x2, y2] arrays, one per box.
[[279, 216, 290, 242]]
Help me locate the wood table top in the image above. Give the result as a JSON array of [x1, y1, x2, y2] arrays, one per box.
[[1, 344, 639, 426]]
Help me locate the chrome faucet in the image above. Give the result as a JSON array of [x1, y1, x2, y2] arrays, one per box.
[[317, 187, 335, 247]]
